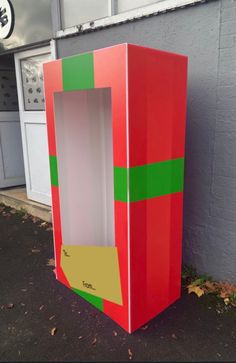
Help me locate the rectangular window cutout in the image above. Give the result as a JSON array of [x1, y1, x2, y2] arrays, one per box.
[[54, 89, 114, 247]]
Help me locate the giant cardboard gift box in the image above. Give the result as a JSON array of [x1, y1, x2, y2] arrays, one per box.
[[43, 43, 188, 333]]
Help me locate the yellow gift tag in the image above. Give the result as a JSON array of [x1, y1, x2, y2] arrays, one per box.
[[61, 245, 123, 305]]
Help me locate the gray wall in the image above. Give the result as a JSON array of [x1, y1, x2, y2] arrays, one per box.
[[56, 0, 236, 283]]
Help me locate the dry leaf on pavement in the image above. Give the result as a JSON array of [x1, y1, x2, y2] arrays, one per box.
[[204, 281, 218, 293], [47, 258, 55, 267], [128, 348, 133, 360], [92, 337, 97, 345], [220, 291, 228, 299], [5, 303, 14, 309], [224, 298, 230, 305], [50, 327, 57, 336], [188, 284, 204, 297], [2, 212, 11, 217]]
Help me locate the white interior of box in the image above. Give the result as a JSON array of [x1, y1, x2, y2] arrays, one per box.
[[54, 88, 115, 247]]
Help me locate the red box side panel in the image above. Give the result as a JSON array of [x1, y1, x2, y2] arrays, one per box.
[[128, 44, 188, 167], [129, 193, 183, 332]]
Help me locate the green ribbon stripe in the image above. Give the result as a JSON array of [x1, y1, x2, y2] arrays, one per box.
[[72, 288, 103, 311], [62, 52, 94, 91], [50, 155, 184, 201], [49, 155, 59, 187], [114, 158, 184, 202]]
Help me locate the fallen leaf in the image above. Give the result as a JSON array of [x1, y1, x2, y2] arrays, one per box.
[[204, 281, 218, 293], [49, 315, 55, 321], [39, 305, 44, 310], [224, 298, 230, 305], [40, 222, 47, 227], [113, 331, 118, 336], [190, 278, 205, 286], [5, 303, 14, 309], [218, 282, 236, 296], [220, 291, 228, 299], [188, 284, 204, 297], [51, 327, 57, 336], [3, 212, 11, 217], [78, 336, 83, 340], [141, 324, 149, 331], [128, 348, 133, 360], [171, 333, 177, 339], [31, 249, 40, 253], [47, 258, 55, 267], [92, 337, 97, 345]]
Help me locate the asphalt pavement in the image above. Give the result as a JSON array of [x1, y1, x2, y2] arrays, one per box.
[[0, 205, 236, 362]]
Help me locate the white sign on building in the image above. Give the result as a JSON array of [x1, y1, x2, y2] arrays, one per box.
[[0, 0, 14, 39]]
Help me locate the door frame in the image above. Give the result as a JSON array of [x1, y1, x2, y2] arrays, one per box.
[[14, 45, 52, 205], [0, 110, 25, 188]]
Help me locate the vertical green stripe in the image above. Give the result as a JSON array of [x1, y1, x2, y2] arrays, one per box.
[[114, 158, 184, 202], [62, 53, 94, 91], [72, 288, 103, 312], [114, 167, 128, 202], [49, 155, 58, 186]]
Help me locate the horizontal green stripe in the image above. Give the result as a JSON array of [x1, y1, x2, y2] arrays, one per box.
[[49, 155, 58, 187], [72, 288, 103, 311], [114, 158, 184, 202], [62, 53, 94, 91]]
